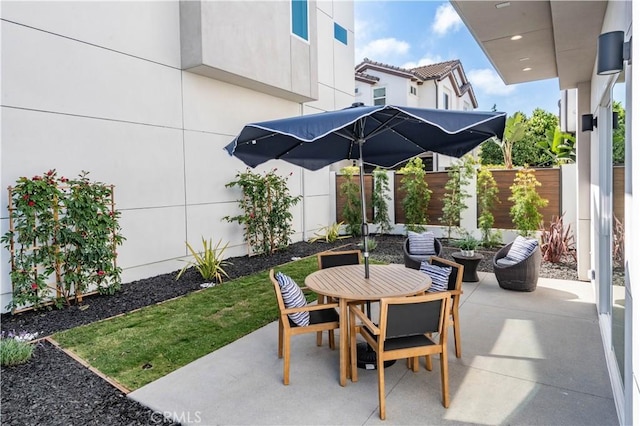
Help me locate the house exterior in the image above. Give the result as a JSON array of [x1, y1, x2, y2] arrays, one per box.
[[0, 0, 355, 311], [354, 58, 477, 170], [451, 1, 635, 424]]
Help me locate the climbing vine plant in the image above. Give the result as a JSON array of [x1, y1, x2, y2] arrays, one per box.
[[224, 168, 301, 256], [1, 170, 124, 311]]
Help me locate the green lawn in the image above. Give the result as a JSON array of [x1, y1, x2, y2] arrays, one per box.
[[53, 257, 319, 391]]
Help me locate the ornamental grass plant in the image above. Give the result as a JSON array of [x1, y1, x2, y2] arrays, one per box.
[[1, 335, 35, 366]]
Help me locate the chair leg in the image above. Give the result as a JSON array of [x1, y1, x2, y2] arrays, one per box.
[[277, 319, 284, 358], [349, 315, 358, 382], [440, 349, 450, 408], [411, 356, 419, 372], [377, 356, 386, 420], [283, 333, 291, 385], [328, 330, 335, 350], [317, 295, 325, 346], [424, 354, 432, 371], [452, 311, 461, 358]]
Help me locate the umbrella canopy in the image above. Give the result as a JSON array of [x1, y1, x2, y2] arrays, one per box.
[[224, 104, 506, 171], [224, 103, 506, 278]]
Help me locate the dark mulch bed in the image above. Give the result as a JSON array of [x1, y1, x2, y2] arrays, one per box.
[[1, 235, 578, 425]]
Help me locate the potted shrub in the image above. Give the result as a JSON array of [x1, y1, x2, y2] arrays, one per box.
[[457, 234, 480, 257]]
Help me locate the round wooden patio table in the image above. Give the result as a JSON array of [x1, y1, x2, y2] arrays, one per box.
[[305, 264, 431, 387]]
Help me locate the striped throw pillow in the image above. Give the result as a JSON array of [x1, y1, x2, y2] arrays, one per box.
[[420, 262, 452, 293], [408, 231, 436, 255], [275, 272, 310, 327], [506, 236, 538, 263]]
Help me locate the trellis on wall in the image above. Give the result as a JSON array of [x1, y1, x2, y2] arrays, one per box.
[[2, 170, 124, 313]]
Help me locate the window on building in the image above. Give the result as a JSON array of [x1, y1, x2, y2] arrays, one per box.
[[291, 0, 308, 41], [373, 87, 386, 105], [410, 86, 417, 95], [334, 23, 347, 45], [443, 92, 450, 109], [355, 87, 359, 94]]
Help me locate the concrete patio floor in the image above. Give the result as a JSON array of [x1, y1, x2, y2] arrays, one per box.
[[130, 271, 618, 425]]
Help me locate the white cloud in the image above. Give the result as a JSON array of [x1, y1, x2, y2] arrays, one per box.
[[354, 18, 372, 43], [431, 4, 463, 37], [402, 55, 444, 69], [468, 68, 516, 96], [355, 38, 410, 63]]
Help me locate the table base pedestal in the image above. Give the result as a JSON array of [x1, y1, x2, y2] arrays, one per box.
[[356, 342, 396, 370]]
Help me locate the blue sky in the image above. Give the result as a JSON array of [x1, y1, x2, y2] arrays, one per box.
[[354, 1, 561, 117]]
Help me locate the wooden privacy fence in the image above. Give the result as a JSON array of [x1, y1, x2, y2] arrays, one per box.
[[336, 168, 567, 231], [394, 172, 450, 226], [486, 168, 561, 229]]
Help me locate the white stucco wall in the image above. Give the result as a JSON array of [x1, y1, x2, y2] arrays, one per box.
[[0, 0, 354, 311]]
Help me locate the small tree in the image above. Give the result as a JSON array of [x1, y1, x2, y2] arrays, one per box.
[[371, 168, 392, 234], [439, 155, 475, 239], [399, 157, 431, 233], [477, 167, 500, 247], [509, 168, 548, 236], [339, 166, 363, 236]]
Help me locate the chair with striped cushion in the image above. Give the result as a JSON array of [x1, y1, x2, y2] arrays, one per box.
[[403, 232, 443, 270], [493, 237, 541, 292], [270, 269, 340, 385]]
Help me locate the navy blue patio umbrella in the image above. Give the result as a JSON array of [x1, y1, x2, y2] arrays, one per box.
[[224, 103, 506, 278]]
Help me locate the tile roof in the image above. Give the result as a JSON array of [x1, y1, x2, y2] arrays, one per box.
[[354, 58, 478, 108], [411, 60, 461, 80], [355, 71, 379, 84]]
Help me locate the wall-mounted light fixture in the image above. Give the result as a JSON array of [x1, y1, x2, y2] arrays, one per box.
[[581, 114, 597, 132], [597, 31, 632, 75]]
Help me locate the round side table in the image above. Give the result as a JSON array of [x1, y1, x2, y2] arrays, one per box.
[[451, 252, 483, 282]]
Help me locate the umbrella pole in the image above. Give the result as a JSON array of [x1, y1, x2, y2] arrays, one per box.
[[357, 139, 369, 279]]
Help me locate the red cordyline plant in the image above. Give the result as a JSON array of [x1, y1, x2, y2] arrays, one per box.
[[1, 170, 124, 311], [539, 212, 575, 263]]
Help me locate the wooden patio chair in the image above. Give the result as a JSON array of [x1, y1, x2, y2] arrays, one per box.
[[269, 269, 340, 385], [316, 250, 363, 345], [349, 292, 451, 420], [428, 256, 464, 358]]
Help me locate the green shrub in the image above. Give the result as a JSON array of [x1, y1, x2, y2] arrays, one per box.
[[224, 168, 301, 255], [399, 157, 431, 233], [477, 167, 500, 247], [509, 168, 548, 236], [339, 167, 363, 237]]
